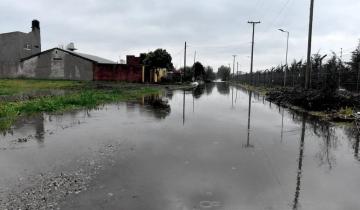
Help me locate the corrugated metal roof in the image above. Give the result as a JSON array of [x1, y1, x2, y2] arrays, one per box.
[[71, 52, 116, 64], [21, 48, 117, 64]]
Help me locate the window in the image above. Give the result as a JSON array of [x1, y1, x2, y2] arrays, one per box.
[[24, 44, 31, 50]]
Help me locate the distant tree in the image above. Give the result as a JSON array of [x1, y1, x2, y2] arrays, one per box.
[[217, 65, 231, 81], [143, 49, 174, 70], [350, 41, 360, 72], [204, 66, 216, 82], [323, 53, 341, 92], [178, 67, 193, 82], [193, 62, 205, 80]]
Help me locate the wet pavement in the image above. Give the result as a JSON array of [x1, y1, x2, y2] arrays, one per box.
[[1, 83, 360, 210]]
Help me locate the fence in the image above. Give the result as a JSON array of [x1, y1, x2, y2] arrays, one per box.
[[234, 67, 360, 93]]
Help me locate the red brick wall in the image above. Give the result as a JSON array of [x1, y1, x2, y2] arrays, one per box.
[[94, 64, 142, 82], [126, 56, 141, 66]]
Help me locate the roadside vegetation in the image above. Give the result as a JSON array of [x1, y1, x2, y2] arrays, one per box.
[[0, 79, 84, 95], [229, 41, 360, 122], [0, 79, 161, 131]]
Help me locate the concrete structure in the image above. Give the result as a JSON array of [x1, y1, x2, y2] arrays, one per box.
[[0, 19, 168, 82], [0, 20, 41, 77], [19, 47, 116, 81]]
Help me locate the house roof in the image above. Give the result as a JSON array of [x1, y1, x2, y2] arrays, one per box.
[[21, 47, 116, 64], [73, 52, 116, 64], [0, 31, 27, 36]]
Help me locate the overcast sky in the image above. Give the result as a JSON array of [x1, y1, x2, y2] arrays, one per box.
[[1, 0, 360, 72]]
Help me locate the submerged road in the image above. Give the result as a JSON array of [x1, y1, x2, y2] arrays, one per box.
[[1, 83, 360, 210]]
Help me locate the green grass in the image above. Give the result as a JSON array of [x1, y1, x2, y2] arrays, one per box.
[[0, 79, 85, 95], [0, 80, 160, 131]]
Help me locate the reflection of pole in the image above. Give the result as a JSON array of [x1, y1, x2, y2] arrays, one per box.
[[232, 87, 234, 108], [293, 114, 306, 210], [355, 132, 359, 160], [183, 90, 186, 125], [235, 89, 238, 103], [246, 91, 254, 147], [193, 90, 195, 113], [281, 108, 284, 142]]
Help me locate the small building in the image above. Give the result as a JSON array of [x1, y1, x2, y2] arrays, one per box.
[[0, 20, 41, 77], [0, 19, 168, 83], [19, 46, 145, 82]]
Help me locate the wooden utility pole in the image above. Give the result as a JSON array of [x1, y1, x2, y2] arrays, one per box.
[[305, 0, 315, 89], [232, 55, 237, 80], [193, 50, 196, 65], [183, 41, 187, 83], [248, 21, 261, 85]]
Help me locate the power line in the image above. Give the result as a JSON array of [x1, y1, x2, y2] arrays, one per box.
[[263, 0, 293, 32]]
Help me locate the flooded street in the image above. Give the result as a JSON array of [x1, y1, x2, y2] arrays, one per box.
[[1, 83, 360, 210]]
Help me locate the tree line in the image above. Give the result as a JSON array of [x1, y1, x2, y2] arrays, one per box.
[[235, 41, 360, 92]]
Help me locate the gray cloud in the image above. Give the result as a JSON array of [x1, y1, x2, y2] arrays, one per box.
[[1, 0, 359, 71]]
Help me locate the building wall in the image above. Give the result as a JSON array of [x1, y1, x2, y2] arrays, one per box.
[[0, 21, 41, 78], [154, 68, 167, 83], [94, 64, 142, 82], [19, 49, 93, 81]]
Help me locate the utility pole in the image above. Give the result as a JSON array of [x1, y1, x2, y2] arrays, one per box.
[[193, 50, 196, 65], [279, 29, 290, 87], [248, 21, 261, 85], [232, 55, 237, 80], [183, 41, 187, 83], [340, 48, 343, 60], [305, 0, 315, 89], [237, 62, 239, 81]]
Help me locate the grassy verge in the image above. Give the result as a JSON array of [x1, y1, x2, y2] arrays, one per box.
[[230, 82, 276, 95], [230, 81, 357, 123], [0, 79, 85, 96], [0, 84, 160, 131]]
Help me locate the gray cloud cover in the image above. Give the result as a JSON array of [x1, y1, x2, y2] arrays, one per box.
[[1, 0, 359, 71]]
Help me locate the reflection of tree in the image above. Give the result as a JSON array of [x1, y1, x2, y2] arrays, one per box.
[[205, 82, 215, 95], [313, 122, 338, 170], [193, 85, 205, 99], [142, 95, 171, 120], [288, 109, 339, 169], [293, 114, 306, 210], [34, 114, 45, 143], [344, 124, 360, 161], [216, 82, 230, 95]]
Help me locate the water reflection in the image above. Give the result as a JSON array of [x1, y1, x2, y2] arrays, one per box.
[[245, 91, 254, 148], [205, 82, 216, 95], [293, 114, 306, 210], [281, 108, 284, 142], [344, 123, 360, 162], [193, 85, 205, 99], [216, 82, 230, 95], [1, 94, 171, 145], [34, 114, 45, 144], [183, 90, 186, 125]]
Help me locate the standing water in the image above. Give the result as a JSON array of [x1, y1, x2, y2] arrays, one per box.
[[1, 83, 360, 210]]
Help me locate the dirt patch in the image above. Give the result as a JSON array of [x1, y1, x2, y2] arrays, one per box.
[[0, 143, 121, 210]]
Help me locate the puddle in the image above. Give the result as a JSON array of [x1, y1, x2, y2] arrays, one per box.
[[1, 83, 360, 210]]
